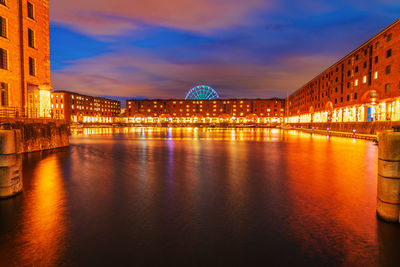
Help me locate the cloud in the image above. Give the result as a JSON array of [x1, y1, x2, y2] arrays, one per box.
[[50, 0, 272, 35], [49, 0, 400, 101], [51, 49, 336, 100]]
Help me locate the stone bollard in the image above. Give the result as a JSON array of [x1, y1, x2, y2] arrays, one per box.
[[0, 130, 23, 198], [377, 128, 400, 223]]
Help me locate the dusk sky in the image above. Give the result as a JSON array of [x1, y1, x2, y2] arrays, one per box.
[[49, 0, 400, 100]]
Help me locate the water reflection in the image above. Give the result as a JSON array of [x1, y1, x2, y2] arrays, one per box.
[[0, 150, 68, 266], [20, 153, 67, 265], [1, 128, 400, 265]]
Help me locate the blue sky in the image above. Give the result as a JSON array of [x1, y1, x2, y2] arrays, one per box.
[[49, 0, 400, 100]]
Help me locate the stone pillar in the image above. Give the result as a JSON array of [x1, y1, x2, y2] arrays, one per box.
[[0, 130, 23, 198], [377, 131, 400, 223]]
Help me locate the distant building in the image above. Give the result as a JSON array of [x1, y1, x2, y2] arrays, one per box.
[[287, 18, 400, 123], [126, 98, 285, 124], [51, 91, 121, 123], [0, 0, 51, 117]]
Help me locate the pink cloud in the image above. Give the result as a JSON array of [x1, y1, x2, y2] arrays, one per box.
[[51, 50, 336, 99], [50, 0, 273, 35]]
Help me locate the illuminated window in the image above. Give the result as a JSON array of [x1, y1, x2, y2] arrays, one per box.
[[0, 82, 8, 106], [354, 79, 358, 86], [363, 76, 367, 83], [385, 83, 390, 94], [374, 71, 378, 79]]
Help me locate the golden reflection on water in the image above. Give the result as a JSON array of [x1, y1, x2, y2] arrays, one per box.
[[2, 127, 394, 265], [71, 127, 284, 142], [19, 154, 67, 265], [284, 133, 378, 264]]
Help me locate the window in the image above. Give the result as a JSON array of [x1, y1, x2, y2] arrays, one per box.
[[0, 16, 6, 38], [387, 49, 392, 58], [355, 79, 359, 86], [355, 55, 359, 60], [355, 66, 359, 73], [363, 76, 367, 83], [27, 2, 34, 20], [385, 83, 390, 94], [28, 28, 34, 48], [387, 33, 392, 42], [0, 48, 7, 69], [0, 82, 8, 106], [340, 97, 343, 103], [335, 99, 337, 104], [376, 42, 380, 49], [347, 70, 351, 76], [29, 57, 35, 76], [347, 95, 350, 101], [374, 71, 378, 79], [386, 65, 391, 75], [354, 93, 358, 100], [363, 62, 367, 68], [0, 0, 5, 7], [375, 56, 378, 64]]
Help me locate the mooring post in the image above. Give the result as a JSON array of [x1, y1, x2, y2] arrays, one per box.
[[0, 130, 23, 198], [377, 126, 400, 223]]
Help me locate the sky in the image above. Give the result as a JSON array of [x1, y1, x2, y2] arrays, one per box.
[[49, 0, 400, 101]]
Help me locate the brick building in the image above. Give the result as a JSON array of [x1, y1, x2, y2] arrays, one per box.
[[51, 91, 121, 123], [287, 18, 400, 123], [126, 98, 285, 123], [0, 0, 51, 117]]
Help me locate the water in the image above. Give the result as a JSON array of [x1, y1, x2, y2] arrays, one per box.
[[0, 128, 399, 266]]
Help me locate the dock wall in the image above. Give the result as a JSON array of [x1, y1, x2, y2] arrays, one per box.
[[0, 120, 70, 153], [288, 121, 400, 135]]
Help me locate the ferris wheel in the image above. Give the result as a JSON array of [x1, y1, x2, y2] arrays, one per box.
[[185, 85, 220, 100]]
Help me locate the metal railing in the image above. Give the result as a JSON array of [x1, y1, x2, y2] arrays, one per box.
[[0, 107, 54, 119]]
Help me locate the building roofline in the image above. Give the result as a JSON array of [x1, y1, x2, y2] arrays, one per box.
[[289, 18, 400, 98], [52, 90, 121, 103], [126, 97, 285, 101]]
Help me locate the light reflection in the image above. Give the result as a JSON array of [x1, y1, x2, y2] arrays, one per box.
[[71, 127, 287, 143], [19, 154, 67, 265]]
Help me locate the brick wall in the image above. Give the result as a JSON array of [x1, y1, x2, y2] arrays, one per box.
[[0, 0, 50, 109], [288, 19, 400, 116]]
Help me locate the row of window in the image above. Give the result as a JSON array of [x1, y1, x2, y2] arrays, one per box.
[[292, 64, 394, 106], [307, 83, 395, 110], [0, 1, 35, 19], [0, 2, 37, 75], [0, 18, 36, 47], [0, 48, 36, 75], [297, 31, 395, 98]]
